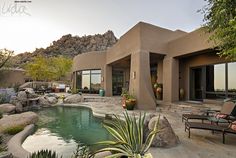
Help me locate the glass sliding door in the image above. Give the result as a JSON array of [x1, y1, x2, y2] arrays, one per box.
[[206, 64, 226, 99], [190, 67, 204, 100], [190, 62, 236, 100], [112, 69, 124, 96], [91, 70, 102, 92], [76, 69, 102, 94], [82, 70, 91, 91], [228, 62, 236, 98]]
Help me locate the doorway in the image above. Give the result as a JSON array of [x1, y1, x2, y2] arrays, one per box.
[[190, 67, 205, 100], [112, 69, 124, 95]]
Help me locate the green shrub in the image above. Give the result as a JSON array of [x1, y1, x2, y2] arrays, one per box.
[[0, 93, 7, 104], [3, 125, 24, 135], [29, 149, 61, 158]]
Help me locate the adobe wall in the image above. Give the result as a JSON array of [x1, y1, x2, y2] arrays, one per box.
[[0, 69, 26, 88]]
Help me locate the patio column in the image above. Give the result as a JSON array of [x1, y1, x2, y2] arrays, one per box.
[[104, 65, 112, 96], [129, 51, 156, 110], [163, 57, 179, 102]]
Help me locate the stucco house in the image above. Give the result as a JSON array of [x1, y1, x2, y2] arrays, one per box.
[[72, 22, 236, 110]]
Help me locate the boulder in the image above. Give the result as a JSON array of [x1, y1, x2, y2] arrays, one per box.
[[0, 104, 16, 114], [47, 97, 58, 104], [9, 96, 18, 105], [17, 91, 27, 102], [39, 96, 50, 106], [64, 94, 83, 103], [0, 112, 38, 133], [24, 88, 38, 98], [144, 114, 179, 148], [15, 102, 23, 113]]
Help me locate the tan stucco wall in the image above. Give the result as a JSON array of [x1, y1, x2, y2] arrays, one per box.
[[72, 51, 106, 72], [167, 28, 214, 58], [106, 23, 141, 64], [0, 69, 26, 88], [140, 23, 186, 54], [72, 51, 107, 89], [72, 22, 226, 109]]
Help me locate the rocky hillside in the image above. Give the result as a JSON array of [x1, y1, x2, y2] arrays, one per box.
[[12, 31, 117, 67]]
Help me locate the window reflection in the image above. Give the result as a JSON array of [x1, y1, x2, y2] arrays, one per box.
[[76, 69, 102, 93], [82, 73, 90, 90], [204, 62, 236, 99], [213, 64, 225, 92], [91, 74, 101, 91], [228, 62, 236, 94]]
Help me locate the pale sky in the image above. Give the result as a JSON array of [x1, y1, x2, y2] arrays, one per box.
[[0, 0, 207, 54]]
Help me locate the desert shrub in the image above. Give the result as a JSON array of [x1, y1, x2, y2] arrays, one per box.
[[29, 149, 61, 158], [3, 125, 24, 135], [0, 93, 7, 104]]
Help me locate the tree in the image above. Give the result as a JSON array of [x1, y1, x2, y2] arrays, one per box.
[[24, 56, 72, 81], [0, 49, 14, 69], [50, 56, 72, 80], [201, 0, 236, 60]]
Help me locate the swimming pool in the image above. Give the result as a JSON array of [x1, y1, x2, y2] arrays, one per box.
[[22, 106, 111, 158]]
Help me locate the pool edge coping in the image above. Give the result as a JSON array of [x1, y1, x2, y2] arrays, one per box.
[[7, 124, 35, 158]]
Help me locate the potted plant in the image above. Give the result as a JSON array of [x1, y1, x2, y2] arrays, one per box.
[[121, 89, 136, 110], [154, 82, 163, 100], [121, 89, 129, 109]]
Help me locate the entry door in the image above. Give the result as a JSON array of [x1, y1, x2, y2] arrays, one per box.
[[112, 70, 124, 95], [190, 67, 205, 100]]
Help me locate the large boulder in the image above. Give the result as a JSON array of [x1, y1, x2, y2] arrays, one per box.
[[15, 102, 23, 113], [0, 104, 16, 114], [17, 91, 27, 102], [47, 97, 58, 104], [144, 114, 179, 148], [64, 94, 83, 103], [0, 112, 38, 133], [24, 88, 38, 98], [39, 96, 50, 106]]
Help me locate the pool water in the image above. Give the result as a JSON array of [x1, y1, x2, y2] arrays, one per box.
[[22, 106, 111, 158]]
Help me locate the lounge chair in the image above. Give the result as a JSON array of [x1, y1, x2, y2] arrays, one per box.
[[182, 101, 236, 123], [185, 121, 236, 144]]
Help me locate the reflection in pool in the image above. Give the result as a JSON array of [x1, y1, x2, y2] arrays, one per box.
[[22, 106, 111, 158]]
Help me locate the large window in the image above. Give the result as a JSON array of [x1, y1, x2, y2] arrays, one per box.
[[91, 70, 101, 91], [76, 70, 102, 93], [205, 62, 236, 99], [228, 62, 236, 97]]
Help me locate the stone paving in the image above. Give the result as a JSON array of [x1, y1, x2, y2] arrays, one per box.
[[74, 96, 236, 158]]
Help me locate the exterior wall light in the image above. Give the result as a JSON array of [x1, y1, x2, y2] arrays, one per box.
[[101, 76, 104, 82], [132, 71, 136, 79]]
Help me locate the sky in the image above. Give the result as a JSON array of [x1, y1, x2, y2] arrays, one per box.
[[0, 0, 207, 54]]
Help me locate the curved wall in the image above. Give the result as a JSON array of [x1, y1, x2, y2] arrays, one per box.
[[73, 51, 106, 72], [72, 51, 106, 89]]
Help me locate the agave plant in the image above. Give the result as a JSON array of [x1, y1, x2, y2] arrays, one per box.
[[71, 143, 94, 158], [91, 111, 160, 158], [29, 149, 62, 158]]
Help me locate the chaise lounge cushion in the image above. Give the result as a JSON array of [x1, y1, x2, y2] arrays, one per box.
[[230, 121, 236, 131]]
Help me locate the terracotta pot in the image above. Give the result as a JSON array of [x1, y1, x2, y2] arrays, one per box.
[[156, 88, 162, 100], [125, 99, 136, 110], [179, 88, 185, 100], [122, 97, 126, 109]]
